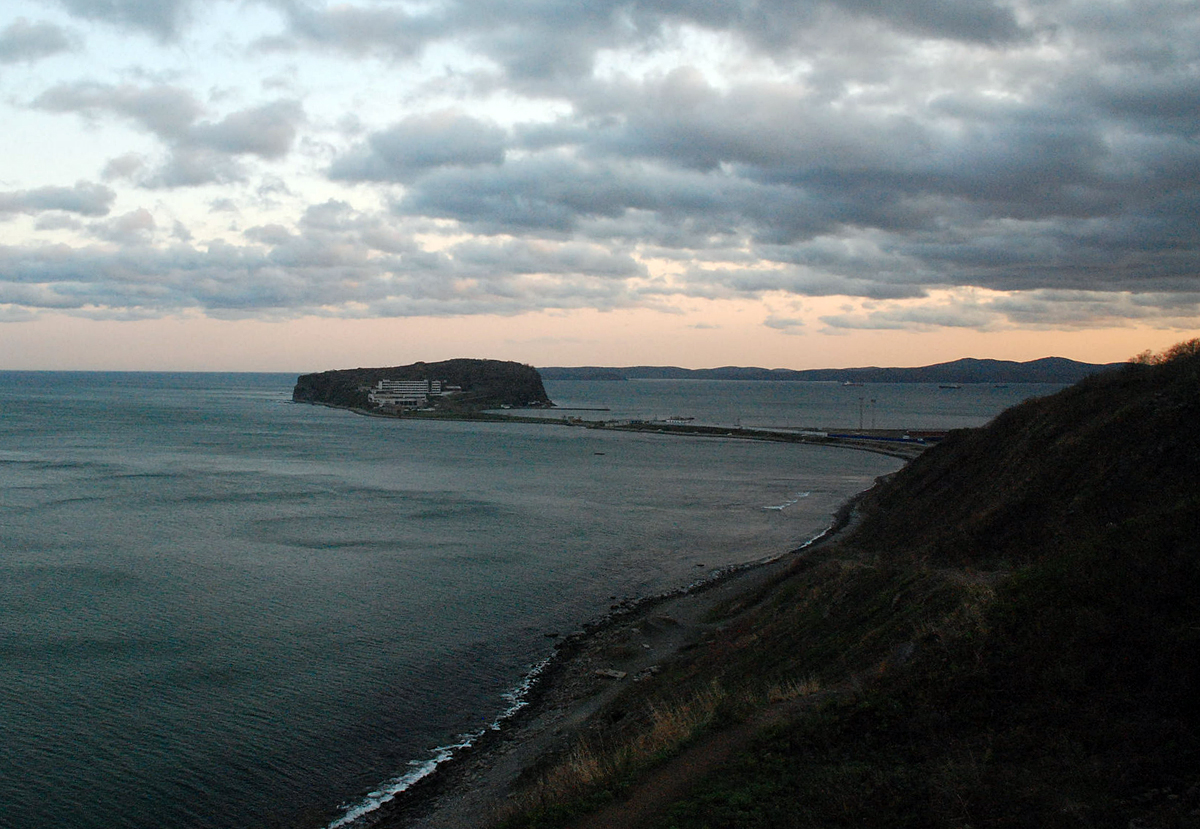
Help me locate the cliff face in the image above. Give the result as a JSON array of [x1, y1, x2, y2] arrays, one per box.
[[292, 358, 552, 410]]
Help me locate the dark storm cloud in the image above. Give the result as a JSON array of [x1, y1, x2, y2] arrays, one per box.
[[0, 18, 77, 63], [19, 0, 1200, 327], [0, 181, 115, 217], [32, 83, 304, 187], [267, 0, 1026, 82]]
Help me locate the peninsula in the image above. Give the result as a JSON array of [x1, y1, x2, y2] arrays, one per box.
[[292, 358, 552, 412]]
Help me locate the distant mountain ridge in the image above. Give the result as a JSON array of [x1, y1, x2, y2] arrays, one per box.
[[539, 356, 1119, 385]]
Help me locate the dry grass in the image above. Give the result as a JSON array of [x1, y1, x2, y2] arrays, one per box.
[[498, 681, 733, 820], [766, 676, 821, 703], [496, 672, 831, 827]]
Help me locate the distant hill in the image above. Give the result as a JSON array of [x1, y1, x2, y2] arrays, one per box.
[[539, 356, 1119, 384], [292, 358, 551, 410]]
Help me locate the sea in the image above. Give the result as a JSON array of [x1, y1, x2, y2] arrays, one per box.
[[0, 372, 1062, 829]]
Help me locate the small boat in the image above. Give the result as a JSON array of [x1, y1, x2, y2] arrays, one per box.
[[939, 383, 962, 389]]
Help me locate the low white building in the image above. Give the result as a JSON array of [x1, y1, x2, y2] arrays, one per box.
[[367, 379, 457, 408]]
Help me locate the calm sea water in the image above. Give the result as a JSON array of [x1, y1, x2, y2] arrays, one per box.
[[524, 378, 1064, 431], [0, 373, 1057, 829]]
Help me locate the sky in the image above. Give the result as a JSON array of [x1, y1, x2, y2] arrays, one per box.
[[1, 0, 1198, 371]]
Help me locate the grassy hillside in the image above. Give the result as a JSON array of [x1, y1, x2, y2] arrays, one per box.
[[496, 341, 1200, 829]]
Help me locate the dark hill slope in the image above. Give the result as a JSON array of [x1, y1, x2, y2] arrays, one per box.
[[850, 350, 1200, 568], [494, 345, 1200, 829], [292, 358, 550, 410], [656, 347, 1200, 828]]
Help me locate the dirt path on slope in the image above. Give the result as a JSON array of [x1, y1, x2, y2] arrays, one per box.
[[565, 690, 844, 829]]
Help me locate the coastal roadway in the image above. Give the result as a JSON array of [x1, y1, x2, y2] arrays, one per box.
[[329, 403, 941, 461], [571, 419, 940, 460]]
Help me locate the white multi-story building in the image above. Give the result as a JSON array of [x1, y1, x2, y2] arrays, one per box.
[[367, 379, 451, 407]]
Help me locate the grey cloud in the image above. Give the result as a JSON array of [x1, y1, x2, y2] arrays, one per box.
[[821, 291, 1200, 334], [691, 265, 929, 301], [188, 100, 305, 159], [0, 18, 77, 63], [0, 219, 645, 318], [256, 176, 294, 204], [245, 223, 293, 245], [34, 83, 304, 187], [35, 214, 85, 231], [90, 207, 156, 243], [298, 200, 355, 231], [34, 82, 203, 138], [832, 0, 1024, 45], [16, 0, 1200, 329], [268, 0, 1026, 88], [144, 147, 246, 188], [330, 111, 506, 183], [261, 1, 439, 58], [763, 315, 805, 334], [448, 238, 645, 278], [397, 154, 758, 237], [987, 291, 1200, 328], [56, 0, 194, 40], [0, 304, 38, 322], [820, 304, 999, 331], [102, 153, 148, 181], [0, 181, 116, 217]]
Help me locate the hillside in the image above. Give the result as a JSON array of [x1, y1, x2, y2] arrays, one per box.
[[488, 341, 1200, 829], [539, 357, 1118, 385], [292, 358, 551, 411]]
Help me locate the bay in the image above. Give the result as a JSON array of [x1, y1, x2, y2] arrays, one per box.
[[0, 372, 1053, 829]]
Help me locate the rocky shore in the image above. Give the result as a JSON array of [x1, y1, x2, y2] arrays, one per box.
[[360, 511, 858, 829]]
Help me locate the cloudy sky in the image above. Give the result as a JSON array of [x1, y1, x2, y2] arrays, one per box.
[[1, 0, 1198, 370]]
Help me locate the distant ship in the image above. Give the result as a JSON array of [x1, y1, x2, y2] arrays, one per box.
[[939, 383, 963, 389]]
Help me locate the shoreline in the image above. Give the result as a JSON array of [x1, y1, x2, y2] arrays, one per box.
[[346, 491, 875, 829], [291, 398, 917, 828]]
